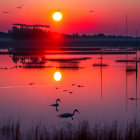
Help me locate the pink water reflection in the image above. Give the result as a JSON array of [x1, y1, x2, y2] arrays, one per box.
[[0, 52, 140, 127]]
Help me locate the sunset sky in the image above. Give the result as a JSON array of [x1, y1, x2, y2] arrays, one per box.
[[0, 0, 140, 36]]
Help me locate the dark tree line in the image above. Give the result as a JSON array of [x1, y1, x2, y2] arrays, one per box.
[[0, 26, 139, 40]]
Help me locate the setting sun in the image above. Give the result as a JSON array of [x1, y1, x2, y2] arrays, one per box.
[[53, 12, 62, 21], [54, 71, 62, 81]]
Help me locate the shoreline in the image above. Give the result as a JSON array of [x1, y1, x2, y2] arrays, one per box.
[[0, 38, 140, 47]]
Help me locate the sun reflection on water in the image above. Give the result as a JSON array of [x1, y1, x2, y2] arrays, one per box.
[[54, 71, 62, 81]]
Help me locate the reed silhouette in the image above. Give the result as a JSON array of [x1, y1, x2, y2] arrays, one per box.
[[1, 119, 140, 140]]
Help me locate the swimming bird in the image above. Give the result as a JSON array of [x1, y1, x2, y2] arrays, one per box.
[[72, 84, 76, 86], [50, 99, 61, 107], [56, 87, 59, 90], [16, 5, 24, 9], [58, 109, 80, 120], [50, 99, 61, 112]]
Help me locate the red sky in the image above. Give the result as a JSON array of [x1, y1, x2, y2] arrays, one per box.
[[0, 0, 140, 36]]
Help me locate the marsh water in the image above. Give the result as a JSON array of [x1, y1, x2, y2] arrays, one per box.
[[0, 46, 140, 129]]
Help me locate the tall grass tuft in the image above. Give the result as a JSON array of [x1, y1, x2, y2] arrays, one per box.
[[0, 118, 21, 140], [1, 119, 140, 140]]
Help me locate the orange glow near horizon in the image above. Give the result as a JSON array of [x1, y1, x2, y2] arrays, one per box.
[[0, 0, 140, 36]]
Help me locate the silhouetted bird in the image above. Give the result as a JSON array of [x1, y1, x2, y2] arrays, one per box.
[[69, 91, 73, 94], [2, 11, 10, 14], [89, 10, 95, 13], [77, 85, 84, 87], [72, 84, 76, 86], [58, 109, 80, 120], [16, 5, 24, 9], [128, 98, 139, 100], [56, 87, 59, 90], [50, 99, 61, 107], [50, 99, 61, 112], [63, 90, 67, 92], [29, 83, 35, 85]]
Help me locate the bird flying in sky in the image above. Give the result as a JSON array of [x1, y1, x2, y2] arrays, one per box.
[[89, 10, 95, 13], [2, 11, 10, 14], [16, 5, 24, 9]]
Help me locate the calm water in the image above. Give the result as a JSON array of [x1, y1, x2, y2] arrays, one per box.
[[0, 46, 140, 128]]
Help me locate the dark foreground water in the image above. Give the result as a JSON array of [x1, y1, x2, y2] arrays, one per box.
[[0, 46, 140, 134]]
